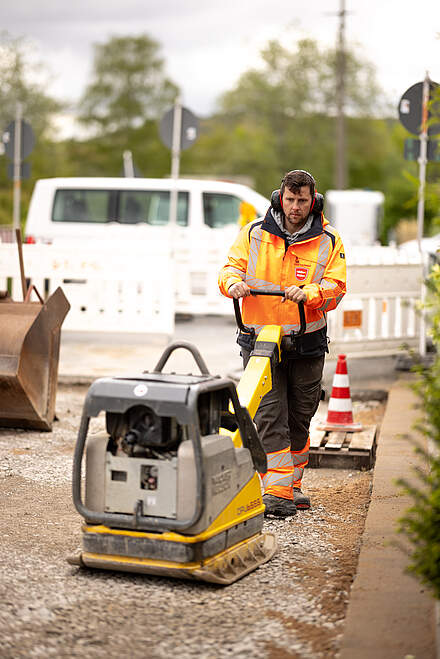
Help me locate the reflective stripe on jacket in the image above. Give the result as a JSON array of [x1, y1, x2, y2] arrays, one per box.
[[218, 207, 346, 337]]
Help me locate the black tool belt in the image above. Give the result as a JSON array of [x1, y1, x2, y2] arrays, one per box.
[[238, 327, 329, 360]]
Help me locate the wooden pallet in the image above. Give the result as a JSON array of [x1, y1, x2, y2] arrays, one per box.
[[308, 424, 377, 470]]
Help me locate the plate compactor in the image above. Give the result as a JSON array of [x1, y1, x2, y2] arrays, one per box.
[[69, 292, 306, 585]]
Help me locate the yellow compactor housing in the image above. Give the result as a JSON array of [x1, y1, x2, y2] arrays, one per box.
[[69, 333, 282, 585]]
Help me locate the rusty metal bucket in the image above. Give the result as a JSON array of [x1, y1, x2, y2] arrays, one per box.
[[0, 286, 70, 430]]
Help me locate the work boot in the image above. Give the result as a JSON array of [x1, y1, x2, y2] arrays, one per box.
[[293, 487, 311, 510], [263, 494, 297, 518]]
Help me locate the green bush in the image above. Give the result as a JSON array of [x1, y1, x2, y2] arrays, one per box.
[[398, 264, 440, 599]]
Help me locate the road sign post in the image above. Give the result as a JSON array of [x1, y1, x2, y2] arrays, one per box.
[[417, 76, 430, 358], [159, 102, 199, 230], [169, 98, 183, 230], [123, 150, 135, 177], [13, 104, 23, 231], [3, 106, 35, 230], [416, 76, 430, 255], [398, 75, 440, 358]]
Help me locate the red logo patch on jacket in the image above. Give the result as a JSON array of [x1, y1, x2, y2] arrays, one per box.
[[295, 266, 309, 282]]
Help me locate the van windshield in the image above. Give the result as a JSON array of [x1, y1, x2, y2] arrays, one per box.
[[52, 189, 189, 226]]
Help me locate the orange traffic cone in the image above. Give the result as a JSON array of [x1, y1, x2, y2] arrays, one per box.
[[318, 354, 362, 432]]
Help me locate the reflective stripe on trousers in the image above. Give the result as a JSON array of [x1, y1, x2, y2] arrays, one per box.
[[261, 438, 310, 499], [291, 436, 310, 488]]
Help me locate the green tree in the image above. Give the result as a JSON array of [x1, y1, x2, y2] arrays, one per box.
[[78, 34, 179, 134], [57, 120, 172, 179], [220, 39, 386, 121], [185, 38, 393, 202], [0, 32, 63, 226], [427, 86, 440, 233], [398, 264, 440, 599], [382, 85, 440, 242], [397, 82, 440, 597], [0, 32, 62, 138]]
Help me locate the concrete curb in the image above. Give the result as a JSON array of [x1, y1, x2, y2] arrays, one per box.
[[339, 375, 438, 659]]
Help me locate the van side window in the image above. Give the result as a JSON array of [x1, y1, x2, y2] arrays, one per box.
[[203, 193, 241, 228], [119, 191, 189, 226], [52, 190, 113, 223]]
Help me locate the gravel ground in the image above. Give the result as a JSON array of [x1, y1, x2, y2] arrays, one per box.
[[0, 385, 386, 659]]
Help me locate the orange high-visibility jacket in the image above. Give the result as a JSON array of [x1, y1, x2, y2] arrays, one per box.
[[218, 207, 346, 338]]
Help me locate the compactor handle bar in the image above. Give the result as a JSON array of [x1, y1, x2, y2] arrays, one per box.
[[153, 340, 210, 375], [233, 289, 306, 338]]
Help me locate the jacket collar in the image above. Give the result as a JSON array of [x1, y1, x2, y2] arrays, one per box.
[[261, 207, 324, 244]]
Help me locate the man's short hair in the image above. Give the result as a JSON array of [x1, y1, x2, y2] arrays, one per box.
[[280, 170, 315, 196]]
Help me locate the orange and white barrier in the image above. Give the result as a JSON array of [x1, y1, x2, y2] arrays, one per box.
[[318, 354, 362, 432]]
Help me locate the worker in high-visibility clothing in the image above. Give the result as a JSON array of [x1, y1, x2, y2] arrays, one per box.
[[219, 170, 346, 518]]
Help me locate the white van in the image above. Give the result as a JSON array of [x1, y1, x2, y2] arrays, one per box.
[[25, 177, 270, 245]]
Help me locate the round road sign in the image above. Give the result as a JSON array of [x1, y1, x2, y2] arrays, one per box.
[[398, 81, 440, 136], [159, 106, 199, 151]]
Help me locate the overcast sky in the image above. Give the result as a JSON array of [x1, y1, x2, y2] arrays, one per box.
[[2, 0, 440, 135]]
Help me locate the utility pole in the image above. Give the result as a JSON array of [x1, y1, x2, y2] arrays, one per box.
[[335, 0, 347, 189]]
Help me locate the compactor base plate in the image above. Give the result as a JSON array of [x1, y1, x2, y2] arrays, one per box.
[[68, 531, 277, 586]]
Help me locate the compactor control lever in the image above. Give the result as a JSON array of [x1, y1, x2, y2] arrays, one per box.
[[233, 289, 306, 338]]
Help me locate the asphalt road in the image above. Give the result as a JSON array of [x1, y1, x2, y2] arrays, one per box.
[[59, 314, 400, 393]]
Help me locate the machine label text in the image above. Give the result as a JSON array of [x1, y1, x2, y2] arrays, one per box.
[[212, 469, 232, 494], [237, 498, 261, 516]]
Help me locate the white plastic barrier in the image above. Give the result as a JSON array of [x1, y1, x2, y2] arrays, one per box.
[[174, 228, 236, 316], [0, 242, 425, 355], [0, 244, 175, 335], [176, 248, 231, 316], [328, 247, 423, 356]]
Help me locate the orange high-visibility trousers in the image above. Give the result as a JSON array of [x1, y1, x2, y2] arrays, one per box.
[[261, 436, 310, 499], [250, 355, 322, 500]]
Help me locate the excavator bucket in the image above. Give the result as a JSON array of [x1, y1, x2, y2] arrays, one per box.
[[0, 287, 70, 431]]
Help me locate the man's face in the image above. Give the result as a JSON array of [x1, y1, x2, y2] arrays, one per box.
[[281, 185, 313, 232]]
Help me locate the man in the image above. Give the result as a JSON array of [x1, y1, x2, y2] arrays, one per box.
[[218, 170, 346, 518]]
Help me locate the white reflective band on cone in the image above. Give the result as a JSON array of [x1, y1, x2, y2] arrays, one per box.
[[328, 398, 353, 412], [332, 374, 350, 387]]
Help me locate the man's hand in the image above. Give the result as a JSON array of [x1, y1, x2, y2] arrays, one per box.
[[283, 285, 307, 304], [228, 281, 251, 299]]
